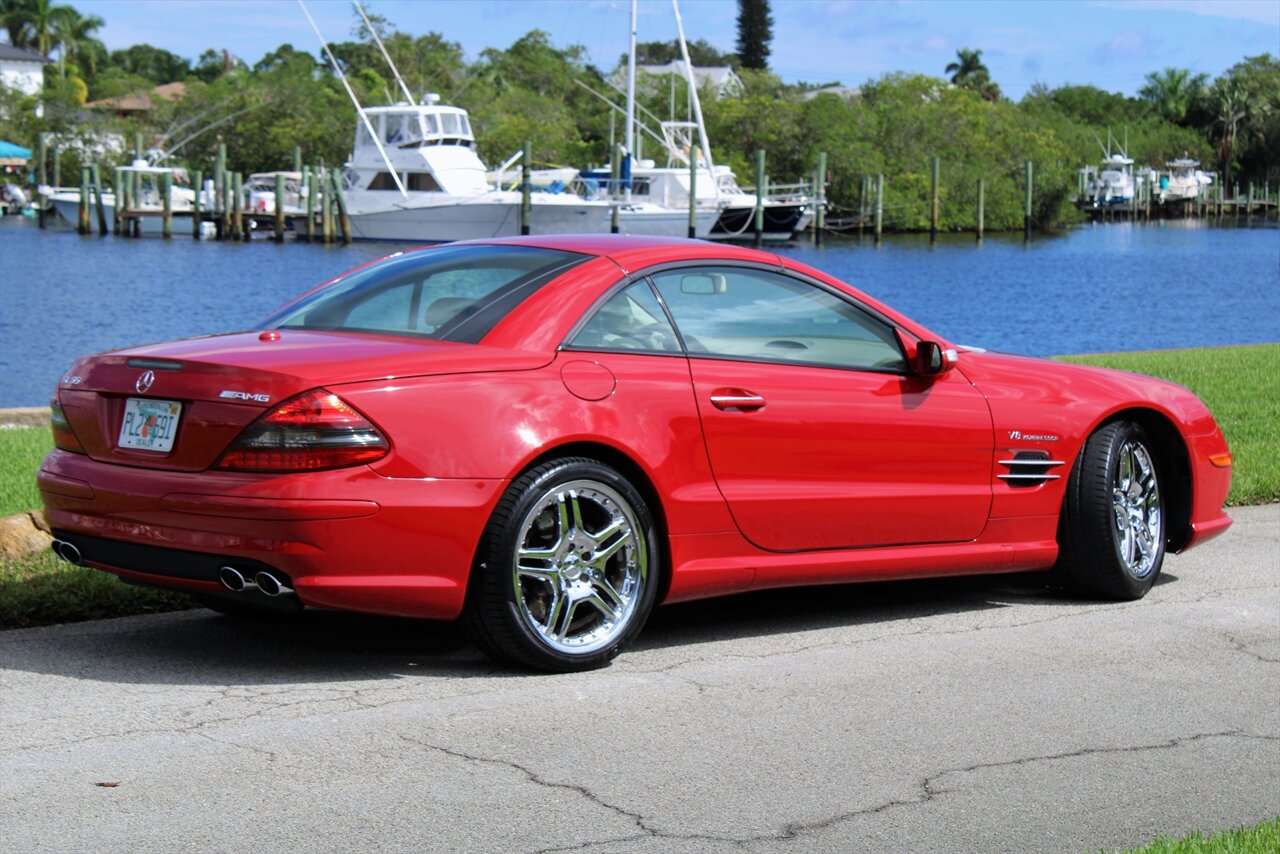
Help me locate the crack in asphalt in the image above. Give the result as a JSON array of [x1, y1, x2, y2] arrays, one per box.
[[397, 735, 747, 853], [398, 730, 1280, 852], [1227, 634, 1280, 664]]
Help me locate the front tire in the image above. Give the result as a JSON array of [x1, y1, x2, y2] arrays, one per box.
[[1056, 421, 1166, 599], [464, 458, 660, 672]]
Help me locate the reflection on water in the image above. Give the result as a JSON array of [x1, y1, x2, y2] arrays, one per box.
[[1, 217, 1277, 406]]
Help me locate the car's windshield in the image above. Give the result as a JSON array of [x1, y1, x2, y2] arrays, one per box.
[[260, 245, 584, 343]]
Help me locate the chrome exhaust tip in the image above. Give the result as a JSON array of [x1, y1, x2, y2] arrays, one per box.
[[254, 571, 293, 598], [218, 566, 255, 592], [51, 539, 82, 565]]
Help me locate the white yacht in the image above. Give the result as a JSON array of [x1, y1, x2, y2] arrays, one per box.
[[1086, 152, 1137, 207], [340, 97, 714, 241], [1158, 157, 1212, 204]]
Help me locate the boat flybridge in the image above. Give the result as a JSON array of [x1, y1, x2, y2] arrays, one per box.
[[340, 95, 713, 241]]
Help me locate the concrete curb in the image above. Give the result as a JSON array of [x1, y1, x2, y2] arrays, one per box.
[[0, 408, 48, 429]]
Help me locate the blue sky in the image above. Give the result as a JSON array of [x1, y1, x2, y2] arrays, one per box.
[[85, 0, 1280, 99]]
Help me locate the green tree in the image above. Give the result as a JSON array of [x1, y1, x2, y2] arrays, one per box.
[[107, 44, 190, 85], [629, 38, 735, 67], [735, 0, 772, 70], [945, 48, 1000, 102], [1139, 67, 1207, 124]]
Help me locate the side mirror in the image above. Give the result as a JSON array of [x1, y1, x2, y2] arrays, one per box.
[[912, 340, 958, 377]]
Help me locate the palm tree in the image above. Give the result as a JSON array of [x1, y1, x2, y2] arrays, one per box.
[[945, 48, 1000, 102], [1208, 78, 1249, 188], [945, 48, 988, 86], [1139, 67, 1208, 124], [50, 5, 103, 80]]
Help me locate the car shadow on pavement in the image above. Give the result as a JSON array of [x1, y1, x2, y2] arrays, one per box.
[[3, 569, 1176, 684]]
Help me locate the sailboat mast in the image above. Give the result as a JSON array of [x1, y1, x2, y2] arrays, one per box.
[[671, 0, 717, 201], [625, 0, 637, 202]]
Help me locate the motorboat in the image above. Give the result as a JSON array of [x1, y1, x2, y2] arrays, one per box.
[[338, 97, 715, 241], [46, 161, 195, 233], [1158, 157, 1212, 204]]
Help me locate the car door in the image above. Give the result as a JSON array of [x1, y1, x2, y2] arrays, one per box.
[[649, 264, 993, 552]]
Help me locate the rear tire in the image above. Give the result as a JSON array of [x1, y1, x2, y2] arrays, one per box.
[[464, 458, 659, 672], [1056, 420, 1166, 600]]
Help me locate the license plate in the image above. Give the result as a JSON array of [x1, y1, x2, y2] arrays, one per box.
[[118, 398, 182, 453]]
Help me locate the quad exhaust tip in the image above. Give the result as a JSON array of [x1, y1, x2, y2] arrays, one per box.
[[254, 571, 293, 598], [218, 566, 256, 593], [51, 539, 82, 565]]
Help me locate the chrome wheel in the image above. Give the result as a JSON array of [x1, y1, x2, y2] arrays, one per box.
[[1111, 439, 1162, 579], [512, 479, 648, 655]]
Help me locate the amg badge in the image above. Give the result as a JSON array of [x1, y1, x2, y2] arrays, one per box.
[[219, 390, 272, 403]]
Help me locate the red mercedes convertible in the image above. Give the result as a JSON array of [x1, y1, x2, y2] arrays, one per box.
[[38, 235, 1233, 670]]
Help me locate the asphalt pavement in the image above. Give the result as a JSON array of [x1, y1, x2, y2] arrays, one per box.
[[2, 504, 1277, 853]]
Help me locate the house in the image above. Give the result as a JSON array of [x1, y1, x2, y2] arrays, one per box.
[[85, 81, 187, 116], [0, 44, 49, 96]]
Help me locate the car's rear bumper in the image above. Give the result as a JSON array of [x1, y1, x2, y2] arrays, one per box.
[[38, 449, 506, 620]]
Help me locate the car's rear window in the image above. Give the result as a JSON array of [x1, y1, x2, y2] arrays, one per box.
[[260, 245, 585, 343]]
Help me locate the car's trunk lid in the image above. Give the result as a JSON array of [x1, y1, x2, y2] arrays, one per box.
[[56, 329, 549, 471]]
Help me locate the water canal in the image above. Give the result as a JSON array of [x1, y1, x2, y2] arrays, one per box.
[[1, 216, 1276, 407]]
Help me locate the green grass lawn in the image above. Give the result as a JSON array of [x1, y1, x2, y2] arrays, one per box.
[[1117, 815, 1280, 853], [1058, 344, 1280, 505], [1, 342, 1276, 630], [0, 424, 191, 629]]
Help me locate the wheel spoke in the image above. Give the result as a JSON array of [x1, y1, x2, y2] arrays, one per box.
[[589, 527, 630, 566], [580, 590, 618, 620], [593, 574, 627, 612]]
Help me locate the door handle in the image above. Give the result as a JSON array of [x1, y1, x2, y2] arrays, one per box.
[[709, 390, 766, 411]]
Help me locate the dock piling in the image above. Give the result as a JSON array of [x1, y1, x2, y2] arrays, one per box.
[[274, 172, 286, 241], [1024, 160, 1034, 242], [814, 151, 826, 245], [754, 149, 765, 248], [874, 174, 884, 246], [88, 164, 106, 235], [193, 170, 203, 238], [304, 167, 316, 242], [687, 150, 697, 239], [976, 178, 985, 242], [520, 141, 531, 237], [331, 168, 351, 243], [161, 171, 173, 238], [77, 167, 90, 235], [929, 157, 940, 243]]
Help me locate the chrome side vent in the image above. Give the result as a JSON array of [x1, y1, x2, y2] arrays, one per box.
[[998, 450, 1066, 488]]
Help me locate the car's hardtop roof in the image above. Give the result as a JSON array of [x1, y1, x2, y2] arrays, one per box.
[[453, 234, 782, 273]]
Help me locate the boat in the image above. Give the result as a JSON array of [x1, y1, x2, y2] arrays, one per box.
[[243, 171, 307, 216], [45, 160, 196, 233], [617, 120, 811, 241], [1158, 156, 1212, 204], [1086, 151, 1136, 207], [338, 97, 715, 241]]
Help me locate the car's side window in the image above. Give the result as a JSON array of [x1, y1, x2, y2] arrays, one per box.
[[568, 281, 683, 353], [649, 266, 907, 372]]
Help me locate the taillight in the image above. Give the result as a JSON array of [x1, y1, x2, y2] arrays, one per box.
[[50, 398, 85, 454], [215, 389, 389, 472]]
